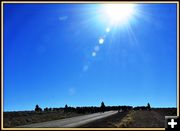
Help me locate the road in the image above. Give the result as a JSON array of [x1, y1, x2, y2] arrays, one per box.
[[18, 111, 117, 128]]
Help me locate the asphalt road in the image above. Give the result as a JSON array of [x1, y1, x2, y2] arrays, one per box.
[[18, 111, 117, 128]]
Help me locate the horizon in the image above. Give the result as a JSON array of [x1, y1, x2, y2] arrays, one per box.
[[3, 3, 177, 111], [4, 104, 177, 112]]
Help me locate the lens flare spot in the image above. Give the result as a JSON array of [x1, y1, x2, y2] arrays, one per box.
[[99, 38, 104, 44], [106, 27, 110, 32], [92, 52, 96, 57]]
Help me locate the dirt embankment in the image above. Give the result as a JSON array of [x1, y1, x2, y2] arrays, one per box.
[[125, 108, 177, 128], [125, 110, 164, 127], [80, 108, 177, 128]]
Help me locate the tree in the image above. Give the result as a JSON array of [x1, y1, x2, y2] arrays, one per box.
[[44, 107, 48, 112], [147, 103, 151, 110], [100, 101, 106, 113], [35, 104, 42, 112], [65, 104, 68, 109], [64, 104, 68, 112]]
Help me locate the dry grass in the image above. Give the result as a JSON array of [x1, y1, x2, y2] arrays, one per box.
[[114, 110, 135, 128], [3, 110, 84, 128], [80, 108, 177, 128]]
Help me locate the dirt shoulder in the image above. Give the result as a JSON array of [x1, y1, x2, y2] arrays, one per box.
[[126, 110, 165, 128]]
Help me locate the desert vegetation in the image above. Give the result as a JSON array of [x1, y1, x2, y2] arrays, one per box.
[[3, 102, 177, 128], [80, 108, 177, 128], [4, 101, 132, 127], [34, 102, 133, 114]]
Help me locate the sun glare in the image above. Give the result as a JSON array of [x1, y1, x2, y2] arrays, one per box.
[[104, 4, 135, 25]]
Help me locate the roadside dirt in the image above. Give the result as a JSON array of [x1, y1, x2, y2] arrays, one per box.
[[126, 110, 165, 127], [80, 109, 177, 128]]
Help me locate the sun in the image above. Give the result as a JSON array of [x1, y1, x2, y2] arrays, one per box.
[[104, 4, 135, 25]]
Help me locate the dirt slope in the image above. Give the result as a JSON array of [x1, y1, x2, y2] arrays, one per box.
[[126, 110, 165, 128], [80, 109, 176, 128]]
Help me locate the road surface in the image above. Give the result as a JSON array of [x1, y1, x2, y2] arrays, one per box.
[[18, 111, 117, 128]]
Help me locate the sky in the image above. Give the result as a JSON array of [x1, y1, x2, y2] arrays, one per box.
[[3, 3, 177, 111]]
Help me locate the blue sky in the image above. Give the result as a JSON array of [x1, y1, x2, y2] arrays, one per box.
[[4, 3, 177, 111]]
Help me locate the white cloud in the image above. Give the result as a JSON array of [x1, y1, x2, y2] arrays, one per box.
[[68, 88, 75, 95], [83, 65, 89, 72], [59, 16, 68, 21]]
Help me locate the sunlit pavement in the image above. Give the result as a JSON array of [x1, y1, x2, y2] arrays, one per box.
[[17, 111, 118, 128]]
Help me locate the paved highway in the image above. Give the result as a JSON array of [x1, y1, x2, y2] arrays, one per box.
[[18, 111, 117, 128]]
